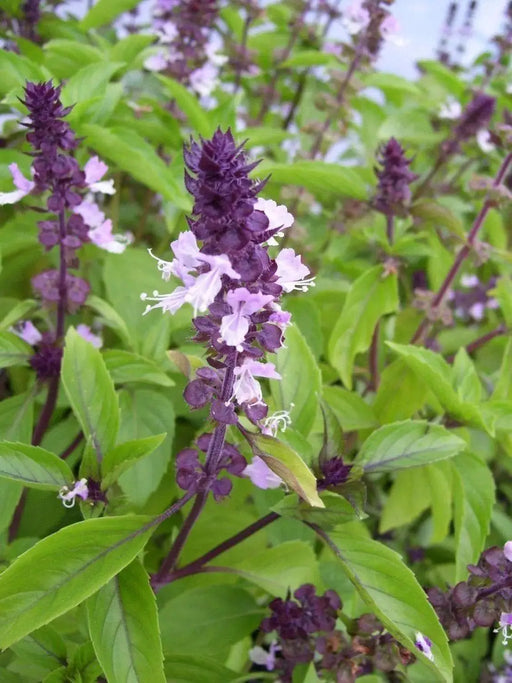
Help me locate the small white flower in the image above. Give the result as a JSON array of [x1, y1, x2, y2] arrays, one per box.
[[495, 613, 512, 645], [439, 98, 462, 120], [262, 406, 294, 437], [476, 129, 495, 153], [58, 478, 89, 508]]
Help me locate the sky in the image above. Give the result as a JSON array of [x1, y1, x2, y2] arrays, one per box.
[[60, 0, 510, 78], [378, 0, 510, 77]]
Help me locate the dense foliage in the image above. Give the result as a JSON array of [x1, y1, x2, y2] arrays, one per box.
[[0, 1, 512, 681]]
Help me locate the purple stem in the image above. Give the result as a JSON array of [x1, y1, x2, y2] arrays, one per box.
[[234, 14, 251, 94], [152, 511, 279, 590], [308, 37, 365, 160], [255, 3, 310, 123], [411, 151, 512, 344], [446, 325, 506, 363], [153, 354, 238, 579], [9, 208, 68, 541], [386, 214, 394, 246], [60, 431, 84, 460]]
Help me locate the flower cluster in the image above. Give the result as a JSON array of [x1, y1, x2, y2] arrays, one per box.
[[443, 91, 496, 154], [254, 585, 419, 681], [142, 129, 314, 500], [448, 274, 498, 322], [342, 1, 403, 55], [0, 81, 128, 378], [428, 542, 512, 642], [374, 137, 417, 217], [144, 0, 226, 98], [1, 82, 129, 256]]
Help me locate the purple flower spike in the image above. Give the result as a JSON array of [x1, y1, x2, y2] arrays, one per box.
[[143, 130, 315, 501], [374, 138, 417, 216]]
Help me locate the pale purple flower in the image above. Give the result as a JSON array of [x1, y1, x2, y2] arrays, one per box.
[[190, 62, 219, 97], [76, 324, 102, 349], [11, 320, 42, 345], [144, 51, 168, 72], [89, 219, 132, 254], [504, 541, 512, 562], [495, 613, 512, 645], [73, 199, 105, 229], [461, 274, 479, 288], [142, 253, 240, 316], [220, 288, 274, 349], [415, 632, 434, 661], [84, 156, 115, 195], [469, 302, 485, 320], [244, 456, 283, 490], [204, 39, 228, 67], [248, 641, 280, 670], [342, 2, 371, 34], [476, 129, 495, 153], [185, 254, 240, 314], [158, 20, 178, 43], [380, 14, 405, 45], [0, 163, 35, 205], [439, 98, 462, 120], [275, 248, 315, 293], [269, 304, 292, 330], [58, 478, 89, 508], [254, 198, 294, 245], [232, 359, 281, 405]]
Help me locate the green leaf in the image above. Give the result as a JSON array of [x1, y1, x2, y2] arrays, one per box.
[[320, 527, 453, 681], [328, 267, 399, 389], [411, 200, 466, 240], [103, 350, 174, 387], [0, 441, 74, 489], [271, 324, 321, 436], [451, 348, 482, 403], [43, 40, 103, 79], [378, 109, 439, 143], [0, 50, 48, 97], [322, 385, 378, 431], [281, 50, 340, 68], [274, 491, 363, 529], [77, 124, 190, 211], [87, 559, 165, 683], [159, 585, 263, 659], [164, 655, 239, 683], [257, 161, 368, 200], [0, 515, 154, 649], [380, 469, 432, 533], [116, 389, 175, 507], [354, 420, 466, 473], [242, 126, 292, 148], [387, 342, 492, 433], [374, 359, 428, 423], [156, 76, 212, 137], [225, 540, 320, 596], [61, 327, 119, 459], [0, 299, 36, 331], [81, 0, 141, 29], [102, 434, 166, 489], [452, 453, 495, 582], [0, 393, 33, 533], [62, 62, 124, 108], [86, 294, 132, 349], [363, 72, 421, 96], [252, 434, 324, 508], [0, 331, 32, 368]]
